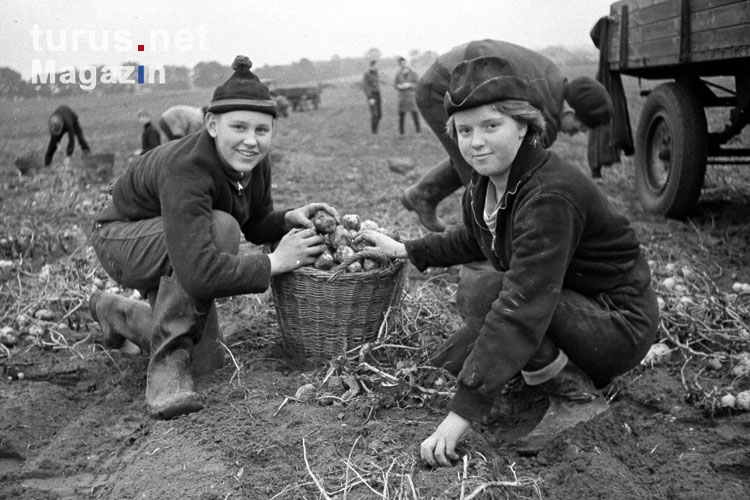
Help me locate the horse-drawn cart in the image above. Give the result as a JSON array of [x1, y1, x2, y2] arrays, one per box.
[[601, 0, 750, 217]]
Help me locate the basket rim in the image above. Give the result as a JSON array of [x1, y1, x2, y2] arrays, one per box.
[[281, 258, 407, 282]]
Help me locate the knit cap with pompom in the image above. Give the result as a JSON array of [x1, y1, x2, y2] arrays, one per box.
[[207, 55, 277, 117]]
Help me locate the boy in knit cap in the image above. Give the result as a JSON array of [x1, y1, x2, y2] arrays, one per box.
[[357, 55, 657, 465], [45, 105, 91, 167], [401, 39, 613, 233], [88, 55, 337, 419]]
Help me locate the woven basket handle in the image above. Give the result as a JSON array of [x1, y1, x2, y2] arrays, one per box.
[[329, 249, 394, 280]]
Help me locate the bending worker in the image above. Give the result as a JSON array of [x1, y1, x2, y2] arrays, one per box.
[[158, 105, 207, 141], [402, 39, 613, 232]]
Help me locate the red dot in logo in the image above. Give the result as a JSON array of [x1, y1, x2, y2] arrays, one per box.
[[138, 44, 145, 51]]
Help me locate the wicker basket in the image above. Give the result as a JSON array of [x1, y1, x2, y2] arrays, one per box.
[[271, 249, 407, 359]]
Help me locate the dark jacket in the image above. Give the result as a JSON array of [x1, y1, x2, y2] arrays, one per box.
[[405, 142, 652, 420], [588, 16, 635, 171], [362, 68, 381, 98], [45, 105, 90, 166], [394, 67, 419, 113], [140, 121, 161, 154], [106, 129, 289, 300]]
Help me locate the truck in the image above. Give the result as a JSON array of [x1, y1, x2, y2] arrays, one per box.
[[600, 0, 750, 217]]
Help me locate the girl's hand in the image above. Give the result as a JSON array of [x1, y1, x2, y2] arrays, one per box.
[[268, 228, 327, 275], [285, 203, 340, 230], [420, 412, 471, 468], [354, 230, 407, 259]]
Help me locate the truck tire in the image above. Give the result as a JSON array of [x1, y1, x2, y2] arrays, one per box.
[[634, 81, 707, 218]]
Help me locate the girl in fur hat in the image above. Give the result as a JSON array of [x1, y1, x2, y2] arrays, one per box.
[[357, 56, 658, 466]]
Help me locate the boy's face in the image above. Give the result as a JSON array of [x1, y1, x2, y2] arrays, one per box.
[[454, 104, 526, 186], [138, 115, 150, 124], [206, 110, 273, 174]]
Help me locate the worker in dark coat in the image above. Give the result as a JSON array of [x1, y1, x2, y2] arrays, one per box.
[[137, 109, 161, 155], [45, 105, 90, 166], [401, 39, 612, 232]]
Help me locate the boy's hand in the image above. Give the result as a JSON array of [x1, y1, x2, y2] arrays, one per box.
[[285, 203, 339, 230], [268, 228, 327, 275]]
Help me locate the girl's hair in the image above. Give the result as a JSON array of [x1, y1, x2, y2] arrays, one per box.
[[445, 100, 546, 143]]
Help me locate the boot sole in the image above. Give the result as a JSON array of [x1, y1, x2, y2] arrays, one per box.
[[149, 393, 203, 420]]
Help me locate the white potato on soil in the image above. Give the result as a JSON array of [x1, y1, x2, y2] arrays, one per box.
[[736, 390, 750, 410], [641, 342, 671, 365], [661, 277, 677, 289], [720, 394, 736, 408], [294, 383, 316, 402]]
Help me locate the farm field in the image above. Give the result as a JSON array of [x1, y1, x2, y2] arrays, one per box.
[[1, 67, 750, 500]]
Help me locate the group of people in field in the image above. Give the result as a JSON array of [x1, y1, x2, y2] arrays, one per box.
[[62, 39, 657, 468], [362, 57, 422, 135], [44, 103, 207, 167]]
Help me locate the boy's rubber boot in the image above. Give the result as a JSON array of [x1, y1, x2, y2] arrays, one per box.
[[89, 290, 152, 353], [515, 360, 609, 456], [189, 302, 225, 378], [90, 289, 224, 376], [401, 157, 464, 232], [145, 276, 206, 419]]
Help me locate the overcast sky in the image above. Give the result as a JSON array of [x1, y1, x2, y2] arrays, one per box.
[[2, 0, 616, 79]]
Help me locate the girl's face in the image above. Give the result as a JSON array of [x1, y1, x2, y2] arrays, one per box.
[[206, 110, 273, 174], [453, 104, 527, 185]]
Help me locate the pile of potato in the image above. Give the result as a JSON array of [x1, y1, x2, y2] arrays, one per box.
[[309, 209, 400, 273]]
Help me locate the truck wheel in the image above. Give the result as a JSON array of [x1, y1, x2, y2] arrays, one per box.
[[635, 81, 707, 218]]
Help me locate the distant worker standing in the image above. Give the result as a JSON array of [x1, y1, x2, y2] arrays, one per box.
[[158, 105, 207, 141], [402, 39, 612, 232], [394, 57, 421, 135], [137, 109, 161, 155], [362, 60, 382, 134], [45, 105, 90, 167]]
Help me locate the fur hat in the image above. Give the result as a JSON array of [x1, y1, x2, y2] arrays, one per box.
[[207, 56, 277, 117], [444, 56, 544, 116], [564, 77, 612, 128]]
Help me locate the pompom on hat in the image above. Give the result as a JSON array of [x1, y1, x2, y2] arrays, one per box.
[[444, 56, 545, 116], [564, 77, 612, 128], [207, 55, 277, 117]]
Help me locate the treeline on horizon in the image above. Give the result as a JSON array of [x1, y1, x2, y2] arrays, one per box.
[[0, 45, 597, 100]]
